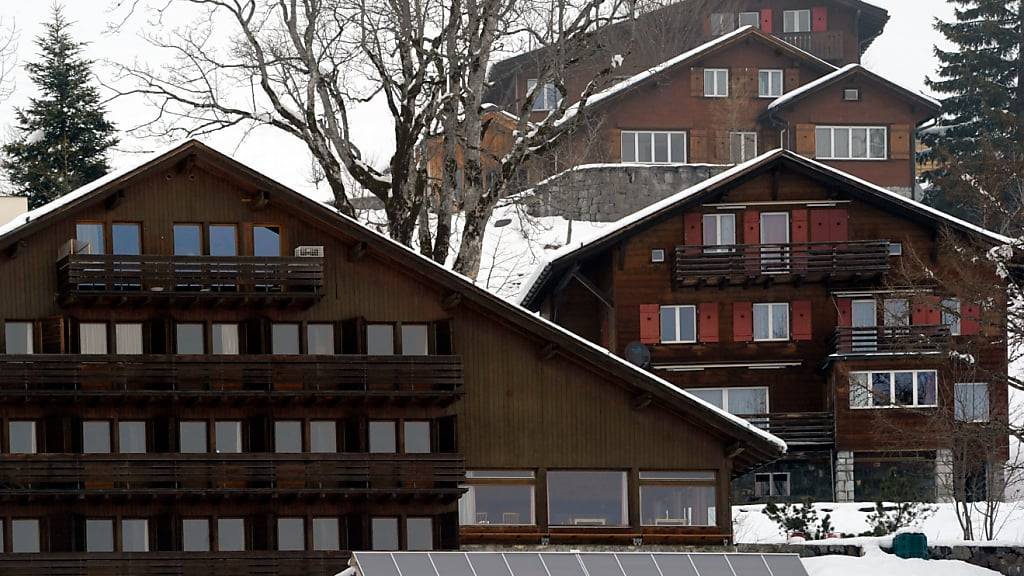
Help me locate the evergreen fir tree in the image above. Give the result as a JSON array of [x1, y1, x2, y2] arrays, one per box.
[[923, 0, 1024, 235], [2, 6, 118, 209]]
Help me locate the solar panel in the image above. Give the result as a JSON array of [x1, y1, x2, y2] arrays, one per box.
[[652, 553, 699, 576], [580, 553, 626, 576], [430, 552, 475, 576], [690, 554, 735, 576], [393, 553, 435, 576], [504, 553, 549, 576], [727, 554, 773, 576], [615, 554, 662, 576], [467, 553, 513, 576]]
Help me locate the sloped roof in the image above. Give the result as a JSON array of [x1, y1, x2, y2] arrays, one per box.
[[518, 149, 1011, 308], [0, 139, 787, 472]]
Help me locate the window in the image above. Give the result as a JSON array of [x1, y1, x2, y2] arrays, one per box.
[[76, 223, 105, 254], [208, 225, 238, 256], [176, 323, 204, 354], [182, 519, 211, 552], [815, 126, 887, 160], [844, 88, 861, 101], [5, 322, 33, 354], [710, 13, 735, 36], [274, 420, 302, 453], [307, 324, 335, 355], [118, 421, 147, 454], [685, 387, 768, 416], [401, 324, 429, 356], [83, 421, 111, 454], [526, 79, 559, 112], [215, 421, 243, 454], [548, 471, 628, 527], [371, 518, 399, 551], [889, 242, 903, 256], [730, 132, 758, 163], [86, 519, 115, 552], [406, 518, 434, 551], [367, 324, 395, 355], [312, 518, 340, 551], [253, 226, 282, 257], [754, 472, 790, 498], [115, 323, 143, 354], [760, 212, 790, 272], [739, 11, 760, 28], [217, 518, 246, 551], [754, 303, 790, 341], [883, 299, 910, 327], [943, 298, 961, 336], [783, 9, 811, 32], [112, 223, 141, 255], [271, 323, 300, 354], [369, 421, 397, 454], [850, 370, 938, 408], [620, 131, 686, 163], [122, 519, 149, 552], [212, 323, 239, 355], [660, 305, 697, 344], [12, 519, 40, 553], [704, 69, 729, 98], [310, 421, 337, 453], [955, 383, 990, 422], [9, 421, 37, 454], [703, 213, 736, 252], [79, 323, 108, 354], [404, 421, 431, 454], [759, 70, 783, 98], [179, 421, 208, 453], [277, 518, 305, 551], [651, 249, 666, 263], [173, 224, 202, 256], [640, 471, 717, 526], [460, 471, 536, 526]]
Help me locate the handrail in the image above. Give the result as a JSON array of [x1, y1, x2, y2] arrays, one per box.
[[831, 325, 951, 355], [739, 412, 834, 446]]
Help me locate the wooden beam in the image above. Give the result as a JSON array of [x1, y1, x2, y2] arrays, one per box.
[[441, 291, 463, 311], [570, 271, 613, 310], [176, 153, 197, 175], [349, 241, 368, 261], [725, 443, 746, 459]]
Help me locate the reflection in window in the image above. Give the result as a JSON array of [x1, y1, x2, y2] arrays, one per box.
[[955, 383, 990, 423], [943, 298, 962, 336], [86, 519, 115, 552], [253, 226, 282, 257], [459, 471, 536, 526], [208, 225, 238, 256], [850, 370, 938, 408], [640, 471, 717, 526], [274, 421, 302, 453], [277, 518, 305, 551], [307, 324, 335, 355], [403, 421, 431, 454], [406, 518, 433, 551], [5, 321, 33, 354], [215, 421, 243, 454], [217, 518, 246, 551], [83, 421, 112, 454], [173, 224, 202, 256], [112, 223, 141, 255], [548, 471, 628, 526], [753, 303, 789, 341], [76, 223, 105, 254], [369, 421, 397, 454], [9, 421, 37, 454], [182, 519, 210, 552], [367, 324, 395, 355], [401, 324, 429, 356], [11, 519, 40, 553], [371, 518, 399, 551], [176, 323, 205, 354], [122, 519, 149, 552], [313, 518, 340, 551], [271, 323, 300, 354]]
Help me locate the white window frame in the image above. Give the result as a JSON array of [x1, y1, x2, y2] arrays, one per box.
[[660, 305, 697, 344], [526, 79, 559, 112], [704, 69, 729, 98], [620, 130, 687, 164], [942, 298, 962, 336], [954, 382, 990, 423], [758, 69, 783, 98], [783, 9, 811, 33], [754, 472, 790, 498], [684, 386, 769, 416], [738, 11, 761, 28], [844, 88, 861, 101], [703, 213, 737, 253], [753, 302, 790, 342], [815, 126, 888, 160], [849, 370, 939, 409], [651, 249, 666, 263], [710, 13, 736, 36], [730, 132, 758, 163]]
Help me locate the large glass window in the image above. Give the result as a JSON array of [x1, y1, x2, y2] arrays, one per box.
[[215, 421, 243, 454], [9, 421, 37, 454], [704, 69, 729, 98], [369, 421, 397, 454], [955, 383, 990, 423], [729, 132, 758, 163], [526, 79, 559, 112], [118, 421, 147, 454], [208, 225, 238, 256], [310, 421, 337, 453], [112, 223, 141, 255], [547, 471, 628, 527], [783, 9, 811, 32], [176, 323, 205, 354], [660, 305, 697, 344], [640, 471, 717, 526], [212, 323, 239, 355], [759, 69, 783, 98], [11, 519, 40, 553], [850, 370, 939, 408], [76, 223, 105, 254], [179, 421, 208, 453], [815, 126, 887, 160], [371, 518, 399, 551], [312, 518, 340, 551], [79, 323, 108, 354], [684, 387, 768, 416], [884, 299, 910, 327], [277, 518, 305, 551], [274, 420, 303, 453], [367, 324, 395, 355], [753, 303, 790, 341], [271, 323, 300, 354], [122, 519, 149, 552], [83, 421, 112, 454], [182, 519, 211, 552], [5, 321, 33, 354], [307, 324, 335, 355], [217, 518, 246, 551], [86, 519, 115, 552], [620, 131, 686, 163], [406, 518, 433, 551], [115, 323, 143, 354], [459, 471, 536, 526], [401, 324, 429, 356], [253, 226, 282, 257], [702, 213, 736, 252], [404, 421, 431, 454], [173, 224, 202, 256]]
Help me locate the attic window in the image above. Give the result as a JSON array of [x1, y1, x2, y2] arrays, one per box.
[[651, 249, 666, 263], [843, 88, 861, 101]]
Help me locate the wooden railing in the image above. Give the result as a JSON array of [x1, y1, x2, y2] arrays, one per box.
[[0, 551, 350, 576], [832, 325, 952, 356], [57, 254, 324, 303], [742, 412, 834, 447], [673, 241, 890, 287], [0, 453, 465, 495], [0, 354, 463, 396], [778, 30, 845, 61]]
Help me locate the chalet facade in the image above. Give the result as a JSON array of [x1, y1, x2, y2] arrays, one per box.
[[519, 150, 1010, 504], [0, 141, 783, 575]]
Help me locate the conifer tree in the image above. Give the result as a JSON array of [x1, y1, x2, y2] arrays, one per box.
[[923, 0, 1024, 235], [2, 6, 118, 209]]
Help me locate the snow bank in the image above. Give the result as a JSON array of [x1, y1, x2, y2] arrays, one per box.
[[803, 540, 1000, 576]]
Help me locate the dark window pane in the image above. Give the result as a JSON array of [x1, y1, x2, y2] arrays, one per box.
[[176, 323, 204, 354], [208, 225, 238, 256], [310, 421, 337, 453], [371, 518, 399, 551], [86, 519, 115, 552], [369, 421, 397, 454], [11, 519, 40, 553], [894, 372, 914, 405], [77, 223, 105, 254], [112, 223, 141, 255], [918, 371, 937, 406], [253, 226, 281, 257], [122, 519, 149, 552], [670, 133, 686, 162], [404, 421, 431, 454], [277, 518, 305, 551], [173, 224, 201, 256], [217, 518, 245, 551], [119, 421, 147, 454], [274, 421, 302, 453], [183, 519, 210, 552], [548, 471, 627, 526], [872, 373, 891, 405], [406, 517, 433, 551]]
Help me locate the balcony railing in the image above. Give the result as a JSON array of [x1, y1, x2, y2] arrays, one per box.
[[831, 325, 952, 356], [0, 453, 465, 496], [0, 551, 350, 576], [0, 354, 463, 399], [778, 30, 845, 62], [743, 412, 834, 447], [57, 254, 324, 306]]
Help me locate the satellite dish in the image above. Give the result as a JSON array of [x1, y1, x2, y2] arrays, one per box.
[[624, 341, 652, 368]]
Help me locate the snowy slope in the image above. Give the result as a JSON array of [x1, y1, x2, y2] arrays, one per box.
[[803, 541, 1000, 576]]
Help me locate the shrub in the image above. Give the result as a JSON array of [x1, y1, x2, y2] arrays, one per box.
[[762, 499, 834, 540]]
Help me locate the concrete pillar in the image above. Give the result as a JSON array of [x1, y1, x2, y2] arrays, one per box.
[[935, 448, 954, 503], [835, 451, 855, 503]]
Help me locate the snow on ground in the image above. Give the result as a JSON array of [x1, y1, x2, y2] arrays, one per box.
[[802, 540, 1000, 575]]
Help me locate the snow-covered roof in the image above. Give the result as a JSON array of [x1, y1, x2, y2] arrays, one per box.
[[767, 63, 941, 113]]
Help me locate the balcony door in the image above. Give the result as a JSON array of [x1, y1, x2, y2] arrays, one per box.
[[75, 223, 106, 290], [851, 300, 878, 352], [112, 223, 141, 290], [209, 225, 238, 291], [760, 212, 790, 273], [253, 225, 282, 291], [173, 224, 203, 291]]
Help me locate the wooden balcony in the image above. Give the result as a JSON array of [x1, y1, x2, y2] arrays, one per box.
[[831, 325, 952, 357], [0, 551, 349, 576], [777, 30, 845, 62], [0, 354, 463, 403], [672, 241, 890, 288], [57, 254, 324, 307], [0, 453, 465, 497], [743, 412, 834, 448]]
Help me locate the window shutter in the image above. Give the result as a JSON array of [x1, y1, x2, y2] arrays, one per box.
[[913, 297, 941, 326], [796, 124, 816, 156], [743, 210, 760, 245], [733, 302, 753, 342], [699, 303, 720, 343], [891, 124, 911, 160], [928, 296, 942, 325], [836, 298, 852, 327], [691, 68, 704, 97], [792, 300, 813, 341], [809, 209, 830, 243], [760, 8, 773, 33], [684, 213, 703, 246], [962, 303, 982, 336], [690, 130, 708, 162], [714, 131, 730, 163], [639, 304, 661, 344], [791, 210, 809, 244], [829, 209, 849, 242], [812, 6, 828, 31]]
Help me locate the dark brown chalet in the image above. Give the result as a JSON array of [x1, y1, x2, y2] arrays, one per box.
[[0, 140, 783, 575], [519, 150, 1010, 504]]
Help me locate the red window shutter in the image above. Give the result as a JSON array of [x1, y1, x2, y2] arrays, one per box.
[[684, 213, 703, 246], [812, 6, 828, 32], [913, 297, 941, 326], [791, 210, 809, 244], [733, 302, 753, 342], [699, 303, 720, 343], [639, 304, 661, 344], [792, 300, 813, 341], [927, 296, 943, 325], [760, 8, 773, 33], [829, 209, 849, 242], [743, 210, 760, 245], [810, 209, 830, 243], [962, 303, 981, 336], [836, 298, 852, 327]]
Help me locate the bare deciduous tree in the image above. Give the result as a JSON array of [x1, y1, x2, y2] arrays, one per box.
[[0, 18, 16, 103]]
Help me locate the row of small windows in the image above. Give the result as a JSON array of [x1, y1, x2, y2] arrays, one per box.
[[74, 222, 283, 257], [702, 68, 784, 99], [710, 9, 819, 35], [620, 131, 759, 165]]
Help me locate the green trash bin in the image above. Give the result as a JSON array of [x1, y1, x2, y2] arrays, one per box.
[[892, 531, 929, 559]]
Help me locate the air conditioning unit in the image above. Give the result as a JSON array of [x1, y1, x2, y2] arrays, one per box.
[[294, 246, 325, 257]]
